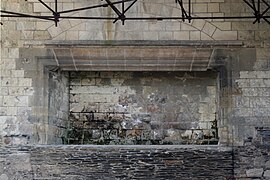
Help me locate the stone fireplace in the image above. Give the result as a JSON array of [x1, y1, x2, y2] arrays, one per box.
[[16, 41, 256, 146]]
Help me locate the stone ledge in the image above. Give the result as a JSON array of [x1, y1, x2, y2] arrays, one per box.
[[23, 40, 244, 47]]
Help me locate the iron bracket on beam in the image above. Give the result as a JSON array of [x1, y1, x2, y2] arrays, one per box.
[[244, 0, 270, 24]]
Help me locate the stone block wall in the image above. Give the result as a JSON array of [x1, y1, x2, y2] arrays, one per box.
[[234, 127, 270, 179], [0, 48, 35, 145], [232, 71, 270, 143], [68, 71, 218, 145], [0, 145, 234, 180], [1, 0, 270, 146], [1, 142, 269, 179], [1, 0, 269, 43], [0, 0, 270, 178]]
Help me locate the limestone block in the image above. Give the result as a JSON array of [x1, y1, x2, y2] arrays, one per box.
[[203, 22, 217, 37], [158, 32, 173, 40], [165, 22, 181, 31], [78, 31, 91, 40], [65, 31, 79, 40], [207, 86, 216, 95], [33, 2, 51, 12], [1, 70, 11, 77], [0, 107, 7, 116], [257, 71, 270, 79], [240, 71, 257, 79], [191, 20, 205, 30], [253, 108, 270, 117], [235, 96, 250, 108], [20, 31, 34, 40], [11, 70, 24, 78], [3, 96, 28, 107], [250, 97, 270, 108], [1, 78, 17, 87], [9, 87, 25, 96], [236, 79, 250, 87], [256, 88, 270, 96], [201, 32, 213, 40], [3, 96, 16, 106], [173, 31, 190, 40], [7, 153, 32, 171], [212, 29, 237, 40], [200, 113, 216, 122], [81, 78, 95, 86], [148, 22, 165, 31], [264, 79, 270, 87], [190, 31, 201, 40], [2, 59, 16, 70], [52, 32, 66, 40], [24, 87, 34, 96], [59, 20, 72, 32], [249, 79, 264, 87], [143, 32, 158, 40], [7, 107, 17, 116], [34, 31, 51, 40], [0, 87, 8, 96], [238, 30, 255, 41], [47, 26, 63, 38], [18, 78, 32, 87], [233, 108, 253, 117], [181, 23, 197, 31], [241, 88, 258, 97], [36, 21, 53, 30], [257, 48, 270, 60], [212, 22, 231, 30], [208, 3, 220, 12], [246, 168, 264, 177], [16, 21, 36, 31], [193, 4, 208, 13]]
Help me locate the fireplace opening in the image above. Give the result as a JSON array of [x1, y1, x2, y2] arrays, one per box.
[[64, 71, 219, 145]]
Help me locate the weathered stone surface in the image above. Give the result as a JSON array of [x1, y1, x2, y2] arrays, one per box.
[[0, 174, 9, 180], [246, 168, 264, 177], [264, 170, 270, 178], [265, 160, 270, 169], [68, 71, 218, 145], [0, 145, 233, 180], [234, 143, 270, 179]]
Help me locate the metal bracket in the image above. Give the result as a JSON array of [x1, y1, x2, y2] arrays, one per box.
[[244, 0, 270, 24]]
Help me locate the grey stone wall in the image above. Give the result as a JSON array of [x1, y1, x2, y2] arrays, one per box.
[[2, 143, 270, 180], [0, 145, 234, 180], [47, 70, 69, 144], [1, 0, 270, 146], [68, 71, 218, 145], [2, 0, 269, 44], [234, 127, 270, 179]]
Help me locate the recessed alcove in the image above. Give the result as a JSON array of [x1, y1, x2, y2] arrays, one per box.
[[66, 71, 218, 145], [37, 43, 224, 145]]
